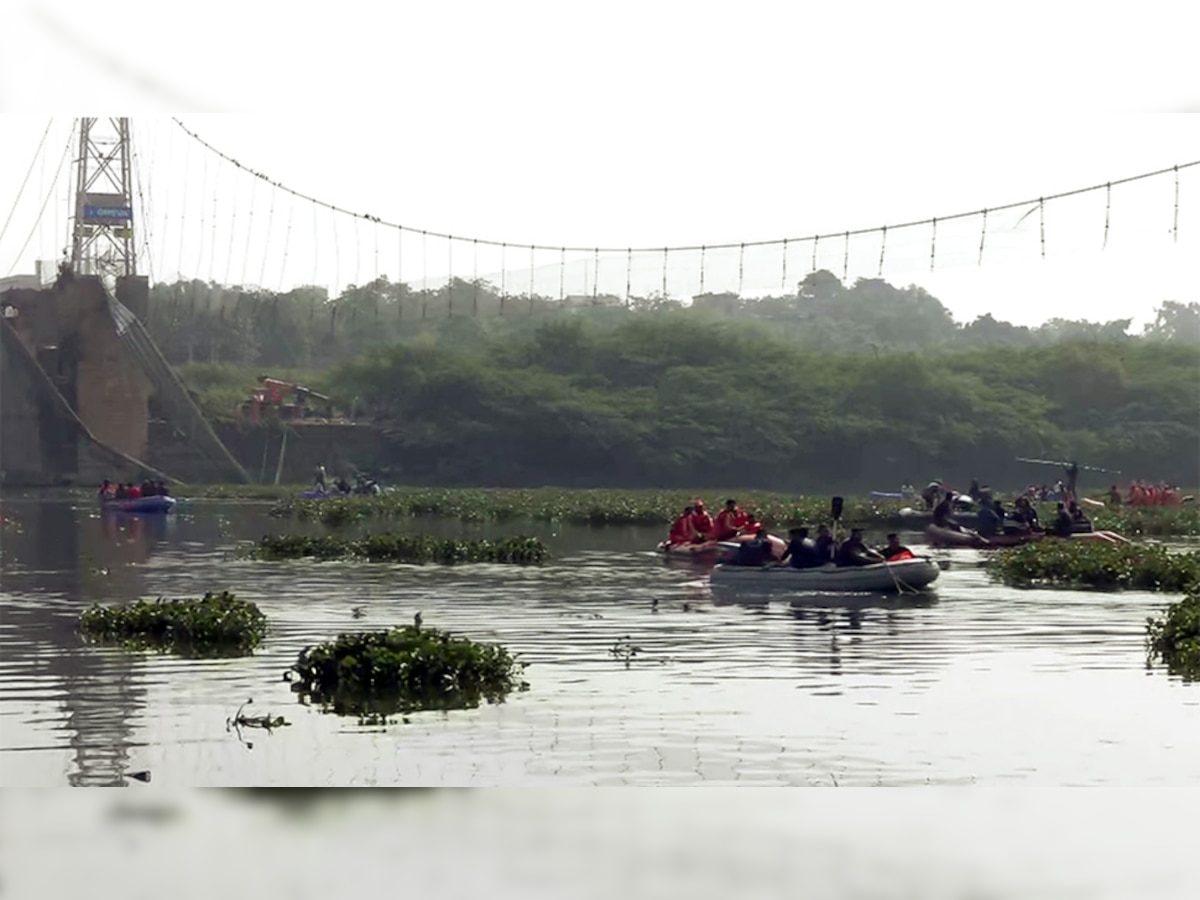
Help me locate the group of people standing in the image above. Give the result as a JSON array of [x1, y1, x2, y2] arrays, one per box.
[[1112, 482, 1186, 507]]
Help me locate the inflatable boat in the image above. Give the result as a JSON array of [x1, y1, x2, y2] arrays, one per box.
[[709, 556, 940, 593], [98, 495, 177, 514]]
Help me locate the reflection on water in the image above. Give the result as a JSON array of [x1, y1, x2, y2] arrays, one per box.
[[1, 493, 1198, 786]]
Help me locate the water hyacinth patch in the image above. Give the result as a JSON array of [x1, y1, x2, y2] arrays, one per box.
[[987, 541, 1200, 592], [268, 488, 912, 529], [290, 626, 529, 717], [1146, 585, 1200, 682], [78, 591, 268, 656], [246, 533, 549, 564]]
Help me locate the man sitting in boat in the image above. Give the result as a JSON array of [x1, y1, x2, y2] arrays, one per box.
[[713, 499, 746, 541], [931, 494, 961, 530], [728, 527, 773, 566], [1067, 500, 1093, 533], [836, 529, 884, 567], [991, 499, 1030, 535], [974, 498, 1002, 538], [98, 480, 115, 499], [879, 533, 915, 561], [813, 525, 836, 563], [668, 506, 705, 546], [921, 480, 944, 510], [781, 527, 824, 569], [690, 500, 714, 540], [1050, 502, 1074, 538], [1010, 496, 1040, 530]]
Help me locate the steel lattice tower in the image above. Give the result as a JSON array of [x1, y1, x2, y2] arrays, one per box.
[[70, 118, 136, 279]]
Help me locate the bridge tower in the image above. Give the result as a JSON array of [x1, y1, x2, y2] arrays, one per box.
[[70, 118, 136, 280]]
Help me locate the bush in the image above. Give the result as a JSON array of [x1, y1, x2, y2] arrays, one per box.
[[247, 533, 549, 564], [1146, 585, 1200, 681], [78, 591, 267, 656], [291, 626, 529, 717], [987, 541, 1200, 592], [267, 488, 908, 529]]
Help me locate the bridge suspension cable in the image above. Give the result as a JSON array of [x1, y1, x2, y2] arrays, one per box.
[[4, 122, 76, 278], [171, 116, 1200, 256]]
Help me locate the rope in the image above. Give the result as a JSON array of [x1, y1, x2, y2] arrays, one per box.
[[0, 118, 53, 251], [170, 117, 1200, 256], [132, 129, 154, 281], [4, 124, 75, 277]]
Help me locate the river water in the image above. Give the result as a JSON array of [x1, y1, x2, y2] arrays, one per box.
[[1, 492, 1197, 787]]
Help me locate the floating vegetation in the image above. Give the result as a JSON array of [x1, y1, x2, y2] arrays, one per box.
[[1146, 585, 1200, 682], [1066, 504, 1200, 538], [245, 533, 549, 565], [78, 591, 268, 657], [987, 542, 1200, 592], [196, 484, 304, 500], [289, 625, 529, 718], [268, 488, 911, 529]]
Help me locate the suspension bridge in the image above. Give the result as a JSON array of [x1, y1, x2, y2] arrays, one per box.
[[3, 117, 1198, 312], [0, 117, 1197, 488]]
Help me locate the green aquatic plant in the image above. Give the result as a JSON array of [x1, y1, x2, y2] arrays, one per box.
[[245, 533, 549, 564], [1080, 504, 1200, 538], [196, 484, 306, 500], [267, 488, 911, 530], [290, 625, 529, 717], [78, 591, 268, 656], [987, 541, 1200, 592], [1146, 585, 1200, 682]]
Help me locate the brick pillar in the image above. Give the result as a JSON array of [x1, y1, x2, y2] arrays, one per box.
[[68, 279, 153, 464]]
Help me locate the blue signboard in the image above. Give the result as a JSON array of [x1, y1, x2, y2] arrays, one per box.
[[83, 204, 133, 223]]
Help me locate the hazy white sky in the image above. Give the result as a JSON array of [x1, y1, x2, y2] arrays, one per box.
[[2, 1, 1198, 327]]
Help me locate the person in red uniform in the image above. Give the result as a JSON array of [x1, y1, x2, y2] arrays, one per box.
[[690, 499, 714, 540], [126, 482, 142, 500], [713, 499, 740, 540], [668, 506, 698, 546]]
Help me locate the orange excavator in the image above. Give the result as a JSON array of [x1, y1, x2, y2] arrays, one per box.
[[239, 376, 333, 424]]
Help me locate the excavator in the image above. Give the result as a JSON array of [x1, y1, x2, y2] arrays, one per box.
[[239, 375, 333, 424]]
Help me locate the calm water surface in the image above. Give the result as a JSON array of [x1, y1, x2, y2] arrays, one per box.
[[1, 492, 1197, 786]]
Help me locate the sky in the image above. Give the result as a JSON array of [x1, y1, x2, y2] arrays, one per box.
[[1, 1, 1199, 328]]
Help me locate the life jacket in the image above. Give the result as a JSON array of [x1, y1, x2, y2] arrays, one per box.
[[691, 510, 713, 535], [714, 510, 739, 540], [668, 515, 694, 545]]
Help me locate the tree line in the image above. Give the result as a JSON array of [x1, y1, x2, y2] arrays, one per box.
[[322, 314, 1198, 492], [143, 270, 1200, 371], [152, 271, 1199, 492]]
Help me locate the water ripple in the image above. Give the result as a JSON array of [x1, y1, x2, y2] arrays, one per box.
[[0, 498, 1196, 786]]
